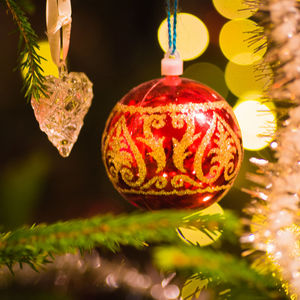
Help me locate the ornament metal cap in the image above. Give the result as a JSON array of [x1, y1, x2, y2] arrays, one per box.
[[161, 49, 183, 76]]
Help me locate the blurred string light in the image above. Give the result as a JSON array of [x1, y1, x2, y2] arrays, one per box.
[[0, 251, 180, 300], [219, 19, 266, 65], [177, 203, 223, 247], [225, 61, 272, 99], [158, 13, 209, 61], [184, 62, 229, 98], [212, 0, 257, 19], [21, 40, 59, 78], [233, 100, 277, 151]]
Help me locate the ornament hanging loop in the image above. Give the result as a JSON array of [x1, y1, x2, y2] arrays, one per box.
[[161, 49, 183, 76], [46, 0, 72, 75], [162, 0, 183, 76], [58, 61, 67, 77]]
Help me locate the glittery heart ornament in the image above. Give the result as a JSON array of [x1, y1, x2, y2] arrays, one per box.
[[31, 72, 93, 157]]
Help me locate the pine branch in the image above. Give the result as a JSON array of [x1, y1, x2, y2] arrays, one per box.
[[0, 210, 240, 270], [18, 0, 35, 14], [5, 0, 46, 100], [154, 246, 275, 287], [154, 246, 285, 299]]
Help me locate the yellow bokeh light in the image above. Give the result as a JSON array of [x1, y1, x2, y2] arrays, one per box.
[[219, 19, 266, 65], [177, 203, 223, 247], [213, 0, 257, 19], [184, 62, 228, 98], [225, 61, 272, 98], [233, 100, 277, 151], [21, 40, 59, 78], [182, 275, 210, 300], [158, 13, 209, 61]]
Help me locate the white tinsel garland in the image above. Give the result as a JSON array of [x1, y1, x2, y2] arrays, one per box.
[[243, 0, 300, 297]]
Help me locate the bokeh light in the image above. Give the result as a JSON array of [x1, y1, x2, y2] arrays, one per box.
[[182, 275, 211, 300], [184, 62, 228, 98], [225, 61, 272, 98], [21, 40, 59, 78], [158, 13, 209, 61], [233, 100, 277, 151], [213, 0, 257, 19], [177, 203, 223, 247], [219, 19, 266, 65]]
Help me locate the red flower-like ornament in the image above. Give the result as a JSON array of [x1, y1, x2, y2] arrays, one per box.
[[102, 76, 243, 210]]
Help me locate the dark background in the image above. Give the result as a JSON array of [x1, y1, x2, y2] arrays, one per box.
[[0, 0, 268, 299]]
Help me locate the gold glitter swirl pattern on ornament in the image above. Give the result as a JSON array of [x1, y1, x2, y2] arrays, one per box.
[[102, 101, 243, 197]]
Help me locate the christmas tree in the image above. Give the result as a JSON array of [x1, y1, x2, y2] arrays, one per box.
[[0, 0, 298, 299]]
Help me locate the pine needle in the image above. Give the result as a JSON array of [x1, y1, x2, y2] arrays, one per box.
[[5, 0, 46, 100], [154, 246, 285, 299], [0, 210, 239, 270]]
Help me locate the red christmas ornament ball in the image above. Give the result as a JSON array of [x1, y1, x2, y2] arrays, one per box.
[[102, 76, 243, 210]]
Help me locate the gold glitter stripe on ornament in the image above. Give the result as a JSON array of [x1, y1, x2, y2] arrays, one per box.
[[118, 183, 231, 196], [113, 101, 231, 115]]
